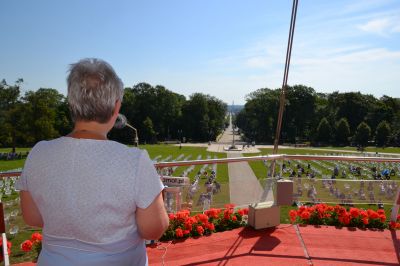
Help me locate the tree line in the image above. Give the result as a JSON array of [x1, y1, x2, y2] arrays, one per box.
[[235, 85, 400, 147], [0, 80, 227, 150], [3, 79, 399, 149]]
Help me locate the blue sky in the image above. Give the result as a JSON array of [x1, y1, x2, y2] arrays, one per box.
[[1, 0, 399, 104]]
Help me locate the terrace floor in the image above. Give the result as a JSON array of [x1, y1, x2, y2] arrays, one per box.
[[14, 224, 399, 265], [147, 224, 399, 266]]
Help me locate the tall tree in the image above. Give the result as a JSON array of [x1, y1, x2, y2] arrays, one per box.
[[142, 117, 157, 144], [327, 92, 372, 134], [284, 85, 317, 141], [375, 120, 391, 147], [236, 88, 279, 143], [335, 118, 351, 146], [0, 79, 23, 151], [353, 122, 371, 148], [316, 117, 331, 144], [23, 88, 66, 143]]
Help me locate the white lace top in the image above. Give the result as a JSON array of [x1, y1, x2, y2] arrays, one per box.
[[16, 137, 164, 244]]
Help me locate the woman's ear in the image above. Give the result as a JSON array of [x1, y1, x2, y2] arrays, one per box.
[[113, 100, 121, 118]]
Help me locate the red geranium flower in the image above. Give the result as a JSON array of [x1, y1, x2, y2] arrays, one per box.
[[300, 210, 311, 220], [297, 206, 306, 215], [184, 217, 197, 230], [334, 205, 346, 215], [349, 208, 360, 218], [183, 230, 190, 236], [379, 214, 386, 222], [389, 221, 400, 229], [197, 214, 209, 224], [224, 203, 235, 209], [289, 210, 297, 223], [21, 240, 33, 252], [338, 212, 350, 225], [327, 206, 334, 212], [205, 208, 220, 218], [207, 222, 215, 231], [175, 228, 184, 238], [316, 204, 326, 215], [377, 209, 385, 215], [232, 216, 238, 222], [168, 213, 176, 220], [31, 232, 42, 242], [224, 208, 233, 220], [176, 210, 190, 220], [362, 218, 369, 225], [197, 226, 205, 235], [360, 210, 368, 219], [368, 210, 379, 219]]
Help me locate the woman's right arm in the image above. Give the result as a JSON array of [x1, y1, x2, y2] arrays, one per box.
[[20, 190, 44, 228], [136, 192, 169, 240]]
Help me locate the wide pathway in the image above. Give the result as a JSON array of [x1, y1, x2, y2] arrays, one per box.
[[227, 152, 271, 206], [213, 113, 273, 206]]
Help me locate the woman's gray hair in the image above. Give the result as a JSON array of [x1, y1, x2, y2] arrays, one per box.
[[67, 58, 124, 123]]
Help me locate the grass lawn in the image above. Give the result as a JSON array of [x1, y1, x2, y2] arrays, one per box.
[[0, 147, 31, 153], [0, 159, 25, 171], [0, 147, 31, 171]]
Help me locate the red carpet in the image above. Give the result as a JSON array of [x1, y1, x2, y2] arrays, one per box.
[[14, 225, 400, 266], [147, 225, 400, 266]]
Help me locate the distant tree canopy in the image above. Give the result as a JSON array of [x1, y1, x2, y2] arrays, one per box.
[[0, 80, 227, 149], [236, 85, 400, 147], [0, 80, 72, 150], [375, 121, 391, 147], [353, 122, 371, 148], [335, 118, 351, 146], [110, 83, 227, 144], [316, 117, 331, 144]]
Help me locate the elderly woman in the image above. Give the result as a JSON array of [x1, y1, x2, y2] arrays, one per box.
[[16, 58, 169, 266]]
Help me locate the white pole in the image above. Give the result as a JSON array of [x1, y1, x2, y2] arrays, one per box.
[[390, 187, 400, 223], [2, 232, 10, 266], [1, 198, 9, 266]]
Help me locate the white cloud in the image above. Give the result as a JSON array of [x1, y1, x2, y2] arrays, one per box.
[[358, 17, 400, 35], [359, 18, 391, 34]]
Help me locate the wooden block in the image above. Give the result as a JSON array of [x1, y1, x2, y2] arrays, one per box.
[[248, 201, 280, 229]]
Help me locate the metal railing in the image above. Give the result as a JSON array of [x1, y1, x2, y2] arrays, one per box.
[[154, 154, 400, 168]]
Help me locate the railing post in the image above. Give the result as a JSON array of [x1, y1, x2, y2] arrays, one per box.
[[390, 187, 400, 223], [0, 202, 10, 266]]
